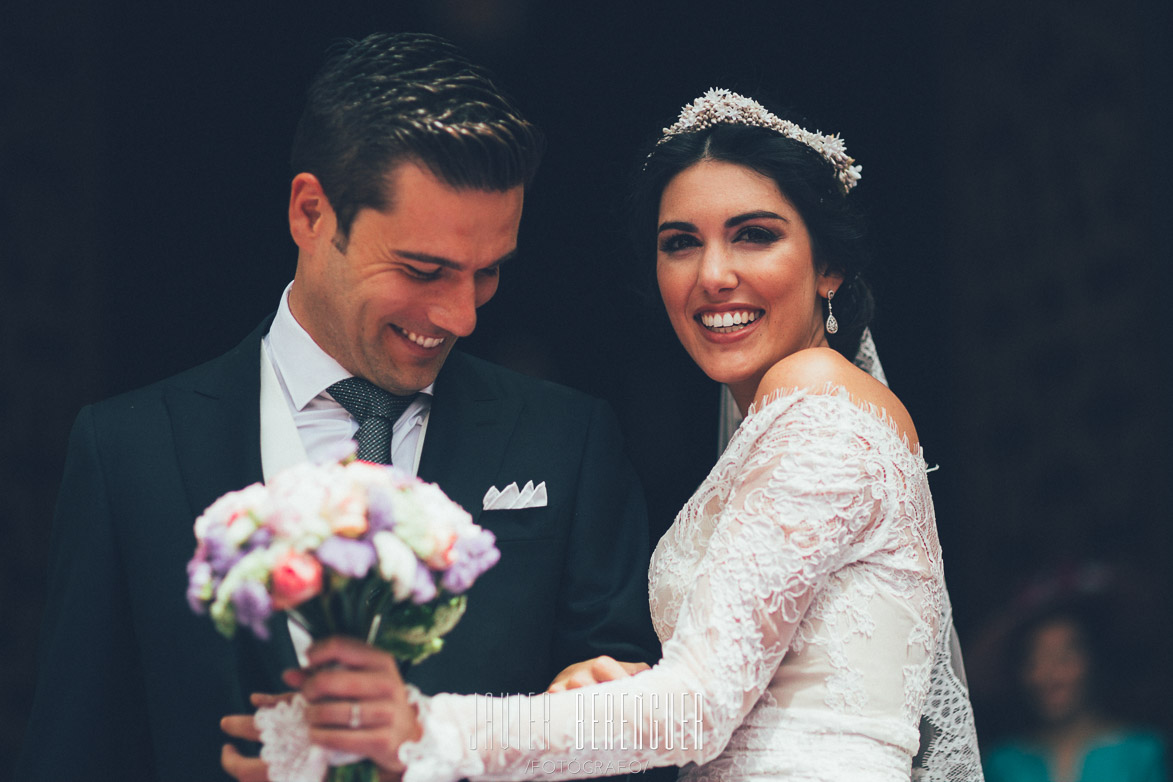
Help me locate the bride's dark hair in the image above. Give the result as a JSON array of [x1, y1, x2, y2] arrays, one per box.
[[629, 122, 874, 360]]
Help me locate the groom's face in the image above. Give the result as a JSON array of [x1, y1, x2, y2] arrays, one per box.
[[293, 161, 524, 395]]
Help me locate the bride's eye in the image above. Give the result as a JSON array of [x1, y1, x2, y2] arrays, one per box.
[[659, 233, 700, 253], [735, 226, 778, 245]]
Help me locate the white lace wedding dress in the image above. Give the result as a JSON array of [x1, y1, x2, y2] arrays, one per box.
[[401, 388, 983, 782]]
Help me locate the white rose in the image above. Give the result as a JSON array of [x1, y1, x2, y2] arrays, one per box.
[[372, 531, 418, 602], [388, 482, 471, 562], [268, 478, 332, 545], [385, 493, 436, 561], [194, 482, 268, 538]]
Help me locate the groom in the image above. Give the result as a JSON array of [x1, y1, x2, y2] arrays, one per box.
[[16, 33, 658, 782]]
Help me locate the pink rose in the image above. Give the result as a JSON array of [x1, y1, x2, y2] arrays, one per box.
[[328, 493, 369, 538], [270, 551, 323, 610], [426, 533, 458, 570]]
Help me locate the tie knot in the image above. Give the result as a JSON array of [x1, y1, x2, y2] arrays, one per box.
[[327, 378, 418, 465], [328, 377, 417, 423]]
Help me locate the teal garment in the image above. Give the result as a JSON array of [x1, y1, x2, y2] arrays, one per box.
[[984, 730, 1170, 782]]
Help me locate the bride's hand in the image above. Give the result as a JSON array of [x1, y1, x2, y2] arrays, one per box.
[[547, 655, 650, 693], [220, 692, 290, 781], [289, 636, 422, 774]]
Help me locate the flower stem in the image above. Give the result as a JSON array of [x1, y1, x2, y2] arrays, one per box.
[[325, 759, 380, 782]]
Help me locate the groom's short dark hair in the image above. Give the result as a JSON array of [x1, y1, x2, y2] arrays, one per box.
[[291, 32, 544, 244]]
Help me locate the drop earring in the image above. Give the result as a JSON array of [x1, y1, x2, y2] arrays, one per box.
[[825, 290, 839, 334]]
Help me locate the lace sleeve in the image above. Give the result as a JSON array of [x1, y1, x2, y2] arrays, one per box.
[[400, 397, 880, 782]]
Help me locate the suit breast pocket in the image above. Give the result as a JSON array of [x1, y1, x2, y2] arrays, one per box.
[[477, 506, 557, 542]]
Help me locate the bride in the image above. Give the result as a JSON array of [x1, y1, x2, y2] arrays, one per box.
[[236, 88, 983, 782]]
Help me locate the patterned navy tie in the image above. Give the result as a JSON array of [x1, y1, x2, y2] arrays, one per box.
[[327, 378, 418, 465]]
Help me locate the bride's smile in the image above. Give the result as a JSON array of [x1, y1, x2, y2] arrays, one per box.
[[696, 307, 763, 333], [655, 159, 842, 406]]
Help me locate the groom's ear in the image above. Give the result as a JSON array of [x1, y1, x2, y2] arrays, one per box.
[[288, 172, 337, 251]]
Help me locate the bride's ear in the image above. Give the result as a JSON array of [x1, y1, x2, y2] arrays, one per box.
[[818, 269, 845, 297]]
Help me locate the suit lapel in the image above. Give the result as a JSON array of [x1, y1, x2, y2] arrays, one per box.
[[417, 351, 522, 525], [163, 316, 299, 692], [165, 324, 266, 521]]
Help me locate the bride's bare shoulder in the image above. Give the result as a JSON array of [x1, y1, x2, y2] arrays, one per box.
[[755, 348, 919, 448]]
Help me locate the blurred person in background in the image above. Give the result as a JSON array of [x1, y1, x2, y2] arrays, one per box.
[[981, 571, 1170, 782]]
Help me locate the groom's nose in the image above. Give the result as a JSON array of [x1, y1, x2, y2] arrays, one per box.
[[430, 280, 479, 337]]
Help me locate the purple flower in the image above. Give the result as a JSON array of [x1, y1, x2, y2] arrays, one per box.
[[316, 536, 377, 579], [411, 561, 437, 605], [204, 528, 242, 575], [367, 486, 397, 533], [186, 560, 213, 614], [441, 529, 500, 594], [232, 581, 273, 640], [245, 527, 273, 550]]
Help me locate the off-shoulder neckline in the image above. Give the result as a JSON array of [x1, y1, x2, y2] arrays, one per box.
[[744, 384, 925, 462]]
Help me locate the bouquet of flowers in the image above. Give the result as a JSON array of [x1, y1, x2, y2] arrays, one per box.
[[186, 456, 499, 781]]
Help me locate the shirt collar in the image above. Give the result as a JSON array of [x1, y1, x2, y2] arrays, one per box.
[[267, 281, 434, 411]]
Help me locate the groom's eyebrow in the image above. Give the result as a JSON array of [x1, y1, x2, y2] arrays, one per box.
[[394, 249, 518, 270]]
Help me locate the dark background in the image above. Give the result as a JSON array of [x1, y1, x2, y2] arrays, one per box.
[[3, 0, 1171, 775]]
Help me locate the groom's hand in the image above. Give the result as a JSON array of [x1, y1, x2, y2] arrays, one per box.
[[547, 655, 650, 692], [294, 636, 422, 774]]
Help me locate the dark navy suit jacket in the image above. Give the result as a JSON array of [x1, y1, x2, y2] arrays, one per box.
[[17, 318, 660, 781]]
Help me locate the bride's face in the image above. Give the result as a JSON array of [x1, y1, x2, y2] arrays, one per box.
[[656, 159, 840, 403]]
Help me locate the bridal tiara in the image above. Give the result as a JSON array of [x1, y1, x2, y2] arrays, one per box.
[[654, 88, 862, 194]]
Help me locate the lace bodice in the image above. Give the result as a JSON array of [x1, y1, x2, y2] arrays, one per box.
[[401, 389, 982, 782]]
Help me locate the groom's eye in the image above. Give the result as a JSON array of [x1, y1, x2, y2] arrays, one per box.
[[659, 234, 700, 253], [403, 265, 443, 281]]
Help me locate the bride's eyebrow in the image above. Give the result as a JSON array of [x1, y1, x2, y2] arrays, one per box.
[[726, 211, 788, 227], [657, 211, 790, 234]]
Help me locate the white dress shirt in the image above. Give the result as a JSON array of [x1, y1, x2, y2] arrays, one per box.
[[261, 281, 432, 474]]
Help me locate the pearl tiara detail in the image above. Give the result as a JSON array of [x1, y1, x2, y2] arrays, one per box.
[[655, 88, 862, 194]]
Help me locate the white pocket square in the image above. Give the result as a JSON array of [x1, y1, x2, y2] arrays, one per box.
[[483, 481, 547, 510]]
